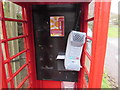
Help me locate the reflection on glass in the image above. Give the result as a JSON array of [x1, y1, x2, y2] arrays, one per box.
[[1, 43, 6, 60], [8, 82, 11, 88], [84, 71, 89, 84], [85, 55, 91, 73], [11, 53, 26, 73], [88, 1, 95, 18], [21, 79, 29, 88], [5, 21, 23, 39], [87, 21, 94, 38], [3, 2, 22, 19], [86, 39, 92, 55], [4, 64, 9, 78], [0, 21, 3, 39], [8, 38, 25, 56], [13, 67, 28, 88]]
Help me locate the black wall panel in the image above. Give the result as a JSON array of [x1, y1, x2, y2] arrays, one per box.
[[32, 4, 81, 82]]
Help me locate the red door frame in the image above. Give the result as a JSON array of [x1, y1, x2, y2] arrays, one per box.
[[88, 1, 111, 88], [0, 2, 33, 88], [1, 1, 111, 88]]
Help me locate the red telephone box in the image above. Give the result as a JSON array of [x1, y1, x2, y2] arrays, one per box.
[[0, 0, 111, 89]]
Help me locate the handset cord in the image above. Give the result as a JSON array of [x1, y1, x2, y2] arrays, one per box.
[[74, 10, 81, 31]]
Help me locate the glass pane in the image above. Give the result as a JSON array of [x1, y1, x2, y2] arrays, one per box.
[[8, 82, 11, 88], [87, 21, 94, 38], [0, 21, 3, 39], [85, 55, 91, 73], [88, 1, 95, 18], [50, 16, 64, 37], [4, 64, 9, 78], [21, 79, 29, 88], [13, 67, 28, 88], [86, 39, 92, 56], [84, 72, 89, 84], [8, 38, 25, 57], [1, 43, 6, 60], [5, 21, 23, 39], [11, 53, 26, 73], [3, 1, 22, 19]]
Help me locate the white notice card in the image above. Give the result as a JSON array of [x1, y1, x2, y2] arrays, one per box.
[[56, 55, 65, 60]]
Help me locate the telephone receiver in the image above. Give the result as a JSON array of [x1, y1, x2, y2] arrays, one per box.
[[65, 31, 86, 71]]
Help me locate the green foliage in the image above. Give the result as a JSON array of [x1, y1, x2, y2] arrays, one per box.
[[3, 2, 22, 19], [110, 13, 118, 25], [108, 25, 118, 38], [3, 2, 10, 17], [102, 73, 111, 88], [17, 13, 22, 19]]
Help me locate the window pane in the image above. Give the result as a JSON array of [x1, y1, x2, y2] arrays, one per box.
[[87, 21, 94, 38], [11, 53, 26, 73], [8, 82, 11, 88], [5, 21, 23, 39], [84, 72, 89, 84], [21, 79, 29, 88], [85, 55, 91, 73], [13, 67, 28, 88], [88, 1, 95, 18], [1, 43, 6, 60], [0, 21, 3, 39], [3, 2, 22, 20], [86, 39, 92, 56], [4, 64, 9, 78], [8, 38, 25, 57]]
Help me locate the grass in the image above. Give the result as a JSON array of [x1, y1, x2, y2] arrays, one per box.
[[108, 25, 118, 38], [101, 73, 111, 88], [101, 25, 118, 88]]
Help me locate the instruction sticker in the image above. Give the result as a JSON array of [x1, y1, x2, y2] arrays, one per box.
[[50, 16, 64, 37]]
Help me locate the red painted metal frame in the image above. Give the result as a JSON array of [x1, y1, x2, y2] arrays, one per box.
[[1, 1, 111, 89], [1, 1, 33, 88], [1, 18, 27, 22], [2, 35, 27, 43], [1, 39, 8, 88], [23, 5, 37, 88], [86, 35, 93, 41], [17, 75, 30, 88], [7, 63, 29, 82], [22, 5, 32, 88], [77, 1, 95, 88], [86, 17, 94, 22], [0, 4, 3, 89], [2, 56, 8, 88], [83, 65, 89, 76], [84, 50, 92, 61], [14, 2, 81, 5], [4, 49, 28, 64], [83, 76, 88, 88], [25, 5, 36, 88], [0, 2, 15, 88], [88, 1, 111, 88]]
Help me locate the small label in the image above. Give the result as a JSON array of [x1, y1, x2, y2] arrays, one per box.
[[76, 57, 79, 60], [70, 56, 73, 59]]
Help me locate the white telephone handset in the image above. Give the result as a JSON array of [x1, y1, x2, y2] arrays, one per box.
[[65, 31, 86, 71]]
